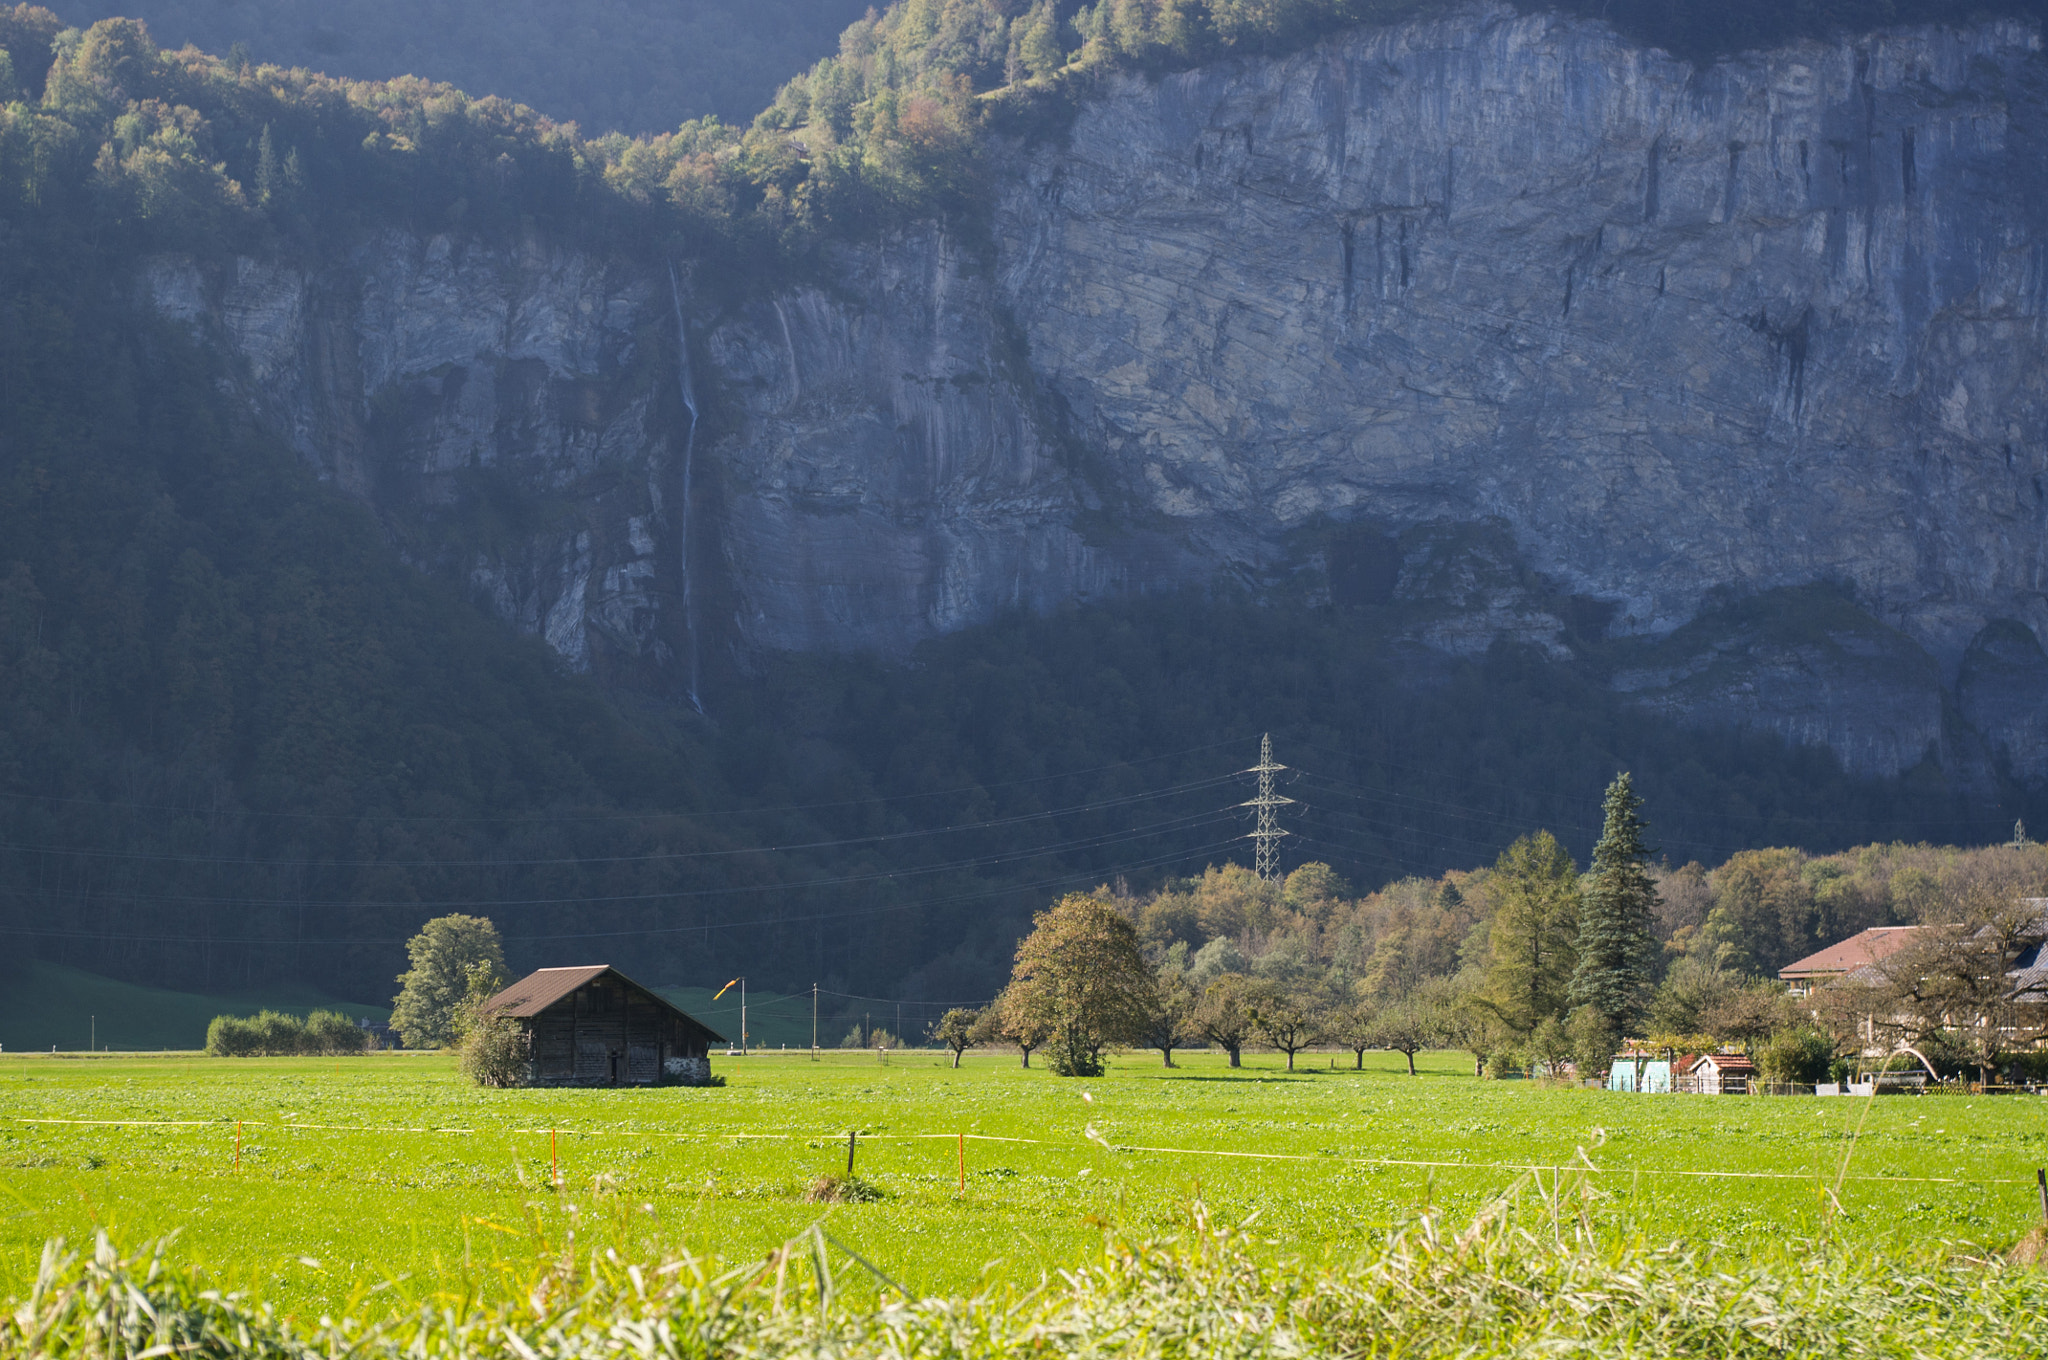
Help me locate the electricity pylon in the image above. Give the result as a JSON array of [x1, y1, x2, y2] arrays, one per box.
[[1242, 732, 1293, 881]]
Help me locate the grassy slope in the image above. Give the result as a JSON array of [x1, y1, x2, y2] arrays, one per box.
[[656, 985, 839, 1051], [2, 1050, 2043, 1318], [0, 960, 388, 1053]]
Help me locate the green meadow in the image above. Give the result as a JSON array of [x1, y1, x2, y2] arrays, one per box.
[[3, 1048, 2046, 1319]]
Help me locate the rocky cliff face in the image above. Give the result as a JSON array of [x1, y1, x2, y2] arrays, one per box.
[[147, 4, 2048, 782]]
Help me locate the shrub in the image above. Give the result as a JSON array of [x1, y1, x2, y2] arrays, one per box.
[[205, 1009, 370, 1056], [1482, 1046, 1524, 1080], [455, 1012, 529, 1087], [304, 1010, 369, 1055], [203, 1015, 260, 1057], [1756, 1027, 1832, 1086], [252, 1010, 307, 1055]]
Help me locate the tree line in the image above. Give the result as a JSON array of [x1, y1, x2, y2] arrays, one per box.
[[203, 1007, 368, 1056], [49, 0, 872, 133], [929, 777, 2048, 1085], [14, 2, 2046, 287], [347, 795, 2048, 1092]]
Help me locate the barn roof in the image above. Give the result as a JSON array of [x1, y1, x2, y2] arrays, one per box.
[[488, 965, 611, 1016], [485, 965, 727, 1041]]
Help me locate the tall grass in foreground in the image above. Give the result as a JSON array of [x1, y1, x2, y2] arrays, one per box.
[[10, 1181, 2046, 1358]]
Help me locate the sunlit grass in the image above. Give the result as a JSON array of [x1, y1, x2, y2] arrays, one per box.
[[4, 1047, 2045, 1319]]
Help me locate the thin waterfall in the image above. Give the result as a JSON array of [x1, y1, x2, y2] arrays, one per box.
[[668, 262, 704, 714]]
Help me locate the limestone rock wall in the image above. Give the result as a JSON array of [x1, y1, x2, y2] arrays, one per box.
[[989, 5, 2048, 777], [144, 5, 2048, 780]]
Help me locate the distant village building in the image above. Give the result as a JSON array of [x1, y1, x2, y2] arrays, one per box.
[[483, 965, 724, 1087], [1777, 926, 1925, 997], [1779, 906, 2048, 1075], [1613, 1050, 1751, 1094]]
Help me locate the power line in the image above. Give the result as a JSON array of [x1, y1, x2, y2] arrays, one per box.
[[0, 736, 1258, 828], [0, 772, 1241, 871], [0, 803, 1242, 914], [0, 834, 1251, 948]]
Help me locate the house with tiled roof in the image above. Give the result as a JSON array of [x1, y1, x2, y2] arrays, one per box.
[[1777, 926, 1927, 996]]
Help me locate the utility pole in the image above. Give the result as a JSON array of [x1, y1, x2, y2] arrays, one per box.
[[1242, 732, 1293, 882], [713, 976, 748, 1055], [812, 983, 818, 1058]]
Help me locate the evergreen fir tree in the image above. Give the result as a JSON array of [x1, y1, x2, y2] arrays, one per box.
[[1569, 772, 1659, 1035], [256, 123, 279, 208], [1483, 830, 1580, 1035]]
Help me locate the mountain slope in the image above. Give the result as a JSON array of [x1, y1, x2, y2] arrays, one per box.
[[46, 0, 872, 131], [133, 3, 2048, 786], [4, 5, 2048, 1010]]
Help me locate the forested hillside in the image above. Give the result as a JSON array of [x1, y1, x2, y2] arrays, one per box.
[[48, 0, 872, 131], [3, 4, 2047, 1019]]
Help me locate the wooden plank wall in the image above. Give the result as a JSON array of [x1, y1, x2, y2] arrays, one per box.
[[520, 976, 712, 1086]]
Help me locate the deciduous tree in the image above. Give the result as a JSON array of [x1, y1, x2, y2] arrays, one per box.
[[1366, 990, 1438, 1076], [1248, 981, 1320, 1071], [1000, 894, 1156, 1077], [1862, 890, 2048, 1084], [1195, 972, 1256, 1067], [932, 1006, 984, 1068], [1566, 1004, 1616, 1083], [391, 914, 505, 1050], [1324, 996, 1380, 1069], [1141, 967, 1198, 1067], [1528, 1014, 1572, 1078], [1649, 953, 1744, 1041]]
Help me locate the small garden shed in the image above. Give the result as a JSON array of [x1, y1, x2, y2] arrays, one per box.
[[1691, 1052, 1755, 1095], [484, 965, 725, 1087]]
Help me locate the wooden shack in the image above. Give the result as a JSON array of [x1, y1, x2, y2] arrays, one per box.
[[483, 965, 725, 1087], [1690, 1052, 1755, 1095]]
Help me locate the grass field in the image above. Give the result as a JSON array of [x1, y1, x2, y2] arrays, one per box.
[[4, 1047, 2046, 1322]]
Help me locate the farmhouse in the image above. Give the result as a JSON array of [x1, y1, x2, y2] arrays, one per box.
[[484, 965, 725, 1086], [1777, 926, 1925, 997]]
